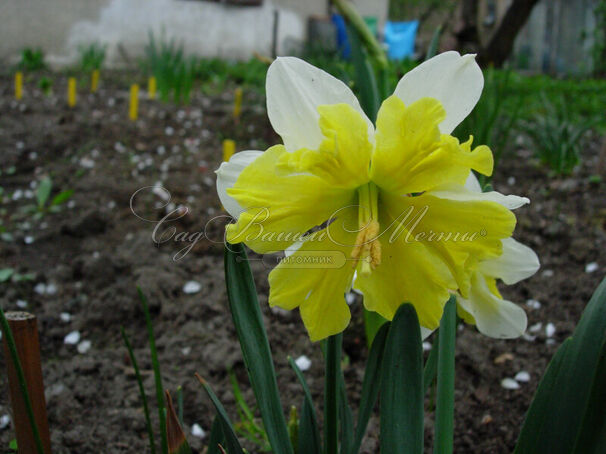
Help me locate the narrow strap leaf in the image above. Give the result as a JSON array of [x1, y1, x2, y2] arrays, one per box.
[[224, 243, 293, 454], [351, 323, 389, 454], [288, 357, 321, 453], [196, 374, 244, 454], [338, 372, 354, 454], [121, 327, 156, 454], [380, 303, 424, 454], [433, 296, 457, 454], [137, 287, 167, 454], [207, 417, 225, 454]]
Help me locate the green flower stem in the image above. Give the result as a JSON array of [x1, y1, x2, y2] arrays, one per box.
[[433, 296, 457, 453], [324, 335, 341, 454], [0, 308, 45, 454], [332, 0, 388, 70]]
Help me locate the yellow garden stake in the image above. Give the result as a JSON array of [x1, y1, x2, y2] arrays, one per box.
[[223, 139, 235, 163], [67, 77, 76, 107], [91, 69, 99, 93], [148, 76, 157, 99], [15, 72, 23, 100], [233, 87, 243, 122], [129, 84, 139, 121]]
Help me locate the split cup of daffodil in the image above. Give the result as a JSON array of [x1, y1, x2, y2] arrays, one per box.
[[216, 51, 538, 342]]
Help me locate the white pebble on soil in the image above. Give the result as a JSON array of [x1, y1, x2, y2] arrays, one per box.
[[423, 342, 432, 351], [60, 312, 72, 322], [64, 331, 81, 345], [295, 355, 312, 371], [526, 299, 541, 310], [183, 281, 202, 294], [515, 371, 530, 382], [77, 340, 92, 354], [585, 262, 598, 273], [345, 292, 356, 305], [0, 414, 10, 430], [191, 423, 206, 438], [24, 236, 34, 244], [16, 299, 28, 308], [545, 323, 556, 338], [529, 322, 542, 333], [501, 378, 520, 390]]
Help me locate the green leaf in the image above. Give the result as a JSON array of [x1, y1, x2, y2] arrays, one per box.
[[137, 287, 168, 454], [338, 370, 354, 454], [224, 243, 293, 454], [380, 303, 424, 454], [350, 322, 389, 454], [36, 177, 52, 209], [426, 25, 443, 60], [363, 309, 387, 348], [574, 340, 606, 453], [50, 189, 74, 207], [514, 277, 606, 454], [345, 23, 380, 121], [0, 268, 14, 282], [433, 296, 457, 454], [121, 327, 156, 454], [288, 357, 321, 454], [9, 439, 17, 451], [206, 417, 225, 454], [196, 374, 244, 454]]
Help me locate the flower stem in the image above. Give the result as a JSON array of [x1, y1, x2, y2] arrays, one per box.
[[324, 334, 341, 454]]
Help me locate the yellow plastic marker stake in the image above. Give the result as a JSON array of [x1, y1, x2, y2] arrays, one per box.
[[91, 69, 99, 93], [15, 72, 23, 100], [148, 76, 157, 99], [233, 87, 243, 121], [223, 139, 236, 162], [129, 84, 139, 121], [67, 77, 77, 107]]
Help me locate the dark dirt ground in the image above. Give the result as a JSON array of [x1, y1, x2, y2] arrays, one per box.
[[0, 71, 605, 454]]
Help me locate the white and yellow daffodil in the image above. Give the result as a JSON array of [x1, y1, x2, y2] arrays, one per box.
[[216, 52, 530, 341], [455, 173, 540, 338]]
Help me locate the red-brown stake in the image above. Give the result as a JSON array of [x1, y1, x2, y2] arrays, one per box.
[[2, 312, 52, 453]]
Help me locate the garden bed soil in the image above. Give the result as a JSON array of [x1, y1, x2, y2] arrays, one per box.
[[0, 72, 605, 453]]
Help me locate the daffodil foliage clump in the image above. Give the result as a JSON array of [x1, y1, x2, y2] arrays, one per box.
[[217, 52, 539, 342]]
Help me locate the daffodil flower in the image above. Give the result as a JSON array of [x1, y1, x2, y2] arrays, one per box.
[[217, 52, 529, 341], [455, 173, 540, 338]]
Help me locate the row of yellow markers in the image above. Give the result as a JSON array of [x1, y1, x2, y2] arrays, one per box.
[[13, 70, 243, 126]]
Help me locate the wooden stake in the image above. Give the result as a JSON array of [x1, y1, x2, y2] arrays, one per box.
[[91, 69, 99, 93], [67, 77, 76, 107], [2, 312, 52, 454], [223, 139, 236, 162], [129, 84, 139, 121], [148, 76, 157, 99], [15, 72, 23, 100]]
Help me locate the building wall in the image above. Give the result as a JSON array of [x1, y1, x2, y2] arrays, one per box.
[[0, 0, 388, 67]]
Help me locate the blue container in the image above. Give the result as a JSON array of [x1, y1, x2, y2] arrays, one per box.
[[384, 20, 419, 60]]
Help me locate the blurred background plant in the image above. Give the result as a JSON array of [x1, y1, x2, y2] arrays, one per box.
[[78, 42, 107, 73], [520, 93, 599, 175], [37, 76, 53, 96], [18, 48, 46, 72], [142, 31, 196, 104]]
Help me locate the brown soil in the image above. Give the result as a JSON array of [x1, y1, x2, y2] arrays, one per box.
[[0, 71, 604, 453]]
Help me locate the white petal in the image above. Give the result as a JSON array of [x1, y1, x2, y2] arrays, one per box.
[[480, 238, 540, 284], [464, 172, 482, 193], [457, 273, 527, 339], [429, 183, 530, 210], [215, 150, 263, 219], [266, 57, 373, 152], [393, 51, 483, 134], [420, 326, 434, 340]]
